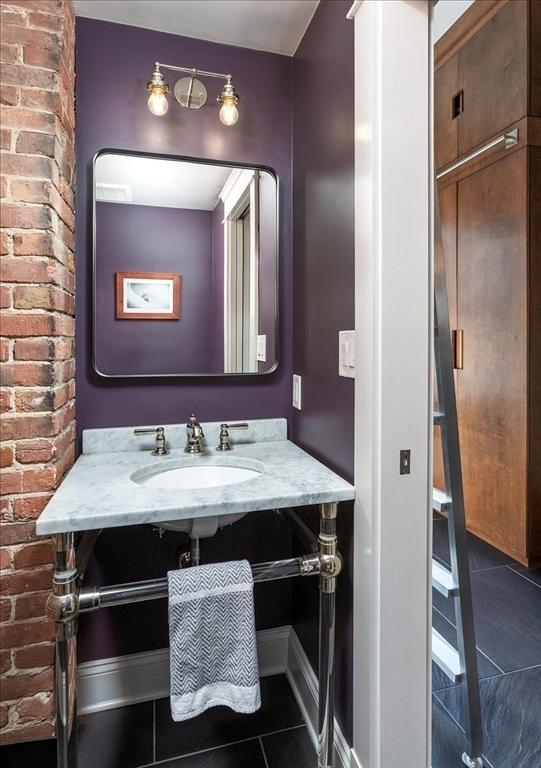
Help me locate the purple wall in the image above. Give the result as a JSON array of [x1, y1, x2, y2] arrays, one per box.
[[258, 171, 278, 371], [95, 202, 213, 375], [75, 17, 292, 432], [291, 0, 355, 743]]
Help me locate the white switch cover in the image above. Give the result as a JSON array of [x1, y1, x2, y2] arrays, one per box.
[[257, 335, 267, 362], [292, 374, 302, 410], [339, 330, 355, 378]]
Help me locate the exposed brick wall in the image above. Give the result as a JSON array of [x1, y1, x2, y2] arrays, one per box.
[[0, 0, 75, 744]]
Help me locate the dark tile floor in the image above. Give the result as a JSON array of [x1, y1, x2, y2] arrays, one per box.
[[432, 514, 541, 768]]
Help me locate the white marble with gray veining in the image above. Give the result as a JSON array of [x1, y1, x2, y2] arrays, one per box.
[[37, 420, 354, 535], [82, 418, 288, 455]]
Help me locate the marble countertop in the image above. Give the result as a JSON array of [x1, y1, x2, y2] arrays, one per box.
[[36, 420, 355, 535]]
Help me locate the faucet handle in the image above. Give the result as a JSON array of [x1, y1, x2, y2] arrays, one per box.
[[134, 426, 168, 456], [216, 422, 249, 451]]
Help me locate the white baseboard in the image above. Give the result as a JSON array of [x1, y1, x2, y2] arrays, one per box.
[[77, 625, 351, 768]]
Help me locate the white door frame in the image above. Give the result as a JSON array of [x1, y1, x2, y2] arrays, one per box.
[[348, 2, 433, 766]]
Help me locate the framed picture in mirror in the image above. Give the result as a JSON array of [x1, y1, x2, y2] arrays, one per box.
[[115, 271, 181, 320]]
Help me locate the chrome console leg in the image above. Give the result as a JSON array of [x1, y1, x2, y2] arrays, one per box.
[[317, 503, 341, 768], [47, 533, 79, 768]]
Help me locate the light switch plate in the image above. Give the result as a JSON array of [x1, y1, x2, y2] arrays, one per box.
[[257, 335, 267, 362], [339, 330, 355, 378], [292, 374, 302, 410]]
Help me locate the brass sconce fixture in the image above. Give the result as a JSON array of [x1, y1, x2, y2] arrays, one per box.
[[147, 62, 240, 125]]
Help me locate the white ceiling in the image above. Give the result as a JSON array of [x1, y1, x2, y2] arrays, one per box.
[[74, 0, 319, 57], [433, 0, 475, 42], [95, 154, 232, 210]]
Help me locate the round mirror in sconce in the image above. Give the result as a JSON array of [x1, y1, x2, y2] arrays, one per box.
[[174, 77, 208, 109]]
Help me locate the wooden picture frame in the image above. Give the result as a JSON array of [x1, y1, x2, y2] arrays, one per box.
[[115, 271, 181, 320]]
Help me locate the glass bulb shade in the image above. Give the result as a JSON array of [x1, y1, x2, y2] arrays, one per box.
[[219, 99, 239, 126], [148, 88, 169, 117]]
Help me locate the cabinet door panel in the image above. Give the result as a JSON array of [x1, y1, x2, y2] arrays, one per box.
[[457, 0, 528, 155], [457, 149, 527, 557], [434, 183, 458, 492], [435, 57, 459, 170]]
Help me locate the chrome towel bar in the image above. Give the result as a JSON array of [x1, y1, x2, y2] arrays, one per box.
[[436, 128, 518, 180]]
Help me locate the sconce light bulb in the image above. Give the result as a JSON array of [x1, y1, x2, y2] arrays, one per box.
[[148, 89, 169, 117], [219, 99, 239, 126]]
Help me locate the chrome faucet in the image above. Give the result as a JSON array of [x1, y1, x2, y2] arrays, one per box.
[[216, 422, 249, 451], [134, 426, 168, 456], [185, 413, 204, 453]]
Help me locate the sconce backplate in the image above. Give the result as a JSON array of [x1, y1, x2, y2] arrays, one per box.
[[174, 76, 208, 109]]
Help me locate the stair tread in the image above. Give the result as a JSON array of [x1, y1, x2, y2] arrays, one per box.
[[432, 627, 461, 683], [432, 558, 456, 597]]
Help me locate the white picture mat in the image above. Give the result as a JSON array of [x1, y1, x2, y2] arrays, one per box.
[[123, 278, 174, 313]]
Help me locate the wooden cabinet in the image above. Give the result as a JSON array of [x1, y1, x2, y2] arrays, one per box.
[[434, 0, 540, 171], [434, 1, 541, 565], [456, 150, 528, 561]]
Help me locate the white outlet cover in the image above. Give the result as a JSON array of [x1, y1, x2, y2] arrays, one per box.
[[339, 330, 355, 378], [292, 374, 302, 410]]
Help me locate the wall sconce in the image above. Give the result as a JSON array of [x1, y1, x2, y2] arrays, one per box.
[[147, 62, 240, 125]]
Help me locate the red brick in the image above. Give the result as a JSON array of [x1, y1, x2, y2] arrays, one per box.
[[0, 63, 58, 90], [0, 84, 19, 106], [0, 44, 20, 64], [14, 643, 53, 670], [15, 130, 56, 157], [1, 362, 53, 387], [2, 25, 59, 50], [15, 438, 54, 463], [0, 389, 13, 412], [12, 494, 51, 519], [0, 231, 10, 255], [0, 470, 22, 495], [10, 179, 50, 203], [0, 285, 11, 308], [0, 550, 11, 571], [0, 127, 11, 150], [0, 569, 52, 598], [0, 445, 14, 468], [15, 692, 53, 723], [23, 45, 60, 70], [14, 590, 50, 619], [0, 522, 35, 546], [0, 203, 52, 230], [0, 667, 53, 699], [28, 11, 61, 32], [0, 413, 59, 441], [15, 388, 54, 412], [21, 467, 56, 493], [1, 598, 12, 622], [0, 338, 10, 363], [0, 109, 55, 134], [19, 87, 59, 114], [1, 258, 50, 284], [1, 720, 54, 744], [12, 231, 53, 257], [13, 285, 71, 312], [13, 338, 54, 361], [0, 314, 56, 338], [0, 650, 11, 675]]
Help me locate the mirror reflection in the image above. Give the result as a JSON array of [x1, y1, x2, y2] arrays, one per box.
[[93, 152, 278, 377]]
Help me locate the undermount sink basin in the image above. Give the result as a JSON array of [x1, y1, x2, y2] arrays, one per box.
[[130, 456, 265, 538], [135, 463, 261, 491]]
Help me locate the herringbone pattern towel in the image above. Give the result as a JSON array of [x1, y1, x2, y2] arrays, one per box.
[[168, 560, 261, 722]]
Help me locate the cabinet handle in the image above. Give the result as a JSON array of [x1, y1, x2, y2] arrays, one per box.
[[453, 330, 464, 370]]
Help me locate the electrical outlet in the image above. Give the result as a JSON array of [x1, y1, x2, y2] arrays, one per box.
[[292, 374, 302, 410], [339, 330, 355, 378], [257, 335, 266, 362]]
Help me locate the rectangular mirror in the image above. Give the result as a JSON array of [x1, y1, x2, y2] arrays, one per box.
[[92, 150, 278, 377]]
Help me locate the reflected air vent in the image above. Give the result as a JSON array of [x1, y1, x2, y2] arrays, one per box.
[[96, 183, 133, 203]]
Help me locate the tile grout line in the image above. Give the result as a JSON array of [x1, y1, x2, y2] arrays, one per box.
[[432, 695, 494, 768], [505, 564, 541, 589], [259, 736, 271, 768], [476, 646, 505, 675], [140, 723, 306, 768]]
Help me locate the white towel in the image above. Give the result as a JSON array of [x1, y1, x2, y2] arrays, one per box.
[[168, 559, 261, 722]]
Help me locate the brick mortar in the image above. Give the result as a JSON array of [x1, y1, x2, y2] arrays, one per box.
[[1, 0, 75, 744]]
